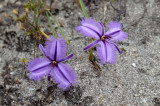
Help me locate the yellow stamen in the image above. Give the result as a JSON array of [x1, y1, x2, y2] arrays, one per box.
[[52, 61, 57, 64], [101, 36, 105, 41]]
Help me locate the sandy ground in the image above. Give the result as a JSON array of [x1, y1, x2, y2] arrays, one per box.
[[0, 0, 160, 105]]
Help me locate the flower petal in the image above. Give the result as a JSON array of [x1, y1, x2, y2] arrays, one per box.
[[81, 19, 103, 35], [56, 38, 67, 61], [58, 63, 77, 84], [52, 66, 73, 91], [76, 19, 102, 40], [109, 31, 128, 41], [105, 41, 117, 64], [58, 54, 73, 63], [76, 26, 100, 40], [29, 65, 52, 81], [45, 36, 67, 61], [84, 40, 100, 51], [104, 21, 128, 41], [39, 44, 52, 60], [45, 36, 57, 60], [26, 58, 51, 72], [113, 43, 121, 54], [104, 21, 122, 35], [96, 41, 107, 65], [52, 63, 77, 91], [99, 22, 105, 36], [96, 41, 117, 65]]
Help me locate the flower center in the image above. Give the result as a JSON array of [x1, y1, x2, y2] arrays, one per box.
[[101, 36, 105, 41], [52, 61, 57, 64], [51, 61, 57, 66], [101, 35, 112, 41]]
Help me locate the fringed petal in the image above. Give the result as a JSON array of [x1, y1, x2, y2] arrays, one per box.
[[58, 54, 73, 63], [84, 40, 100, 51], [26, 58, 51, 72], [29, 65, 52, 81], [81, 19, 103, 35], [104, 21, 128, 41], [45, 36, 67, 61], [58, 63, 77, 84], [113, 43, 121, 54], [105, 41, 117, 64], [104, 21, 121, 36], [76, 26, 100, 40], [96, 41, 107, 65], [45, 36, 57, 60], [96, 41, 117, 65], [56, 38, 67, 61], [39, 44, 52, 60], [76, 19, 102, 40], [110, 31, 128, 41], [52, 66, 71, 91], [99, 22, 105, 36]]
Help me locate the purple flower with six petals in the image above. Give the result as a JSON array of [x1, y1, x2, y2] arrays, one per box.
[[76, 19, 128, 65], [26, 36, 77, 90]]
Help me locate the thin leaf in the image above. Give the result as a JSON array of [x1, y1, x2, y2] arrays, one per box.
[[48, 11, 69, 45], [39, 0, 69, 44], [46, 11, 55, 37], [78, 0, 88, 18]]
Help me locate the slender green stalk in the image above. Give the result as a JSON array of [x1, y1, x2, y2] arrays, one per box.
[[89, 38, 94, 60], [46, 11, 55, 37], [39, 0, 69, 44], [38, 16, 40, 26], [47, 11, 69, 45], [31, 0, 37, 26], [39, 0, 55, 37], [78, 0, 88, 18]]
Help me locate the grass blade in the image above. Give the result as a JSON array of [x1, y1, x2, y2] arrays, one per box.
[[78, 0, 88, 18], [48, 11, 69, 45]]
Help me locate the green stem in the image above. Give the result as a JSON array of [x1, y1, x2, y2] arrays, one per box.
[[46, 11, 55, 37], [78, 0, 88, 18], [89, 38, 94, 61], [39, 0, 55, 38], [48, 11, 69, 45], [39, 0, 69, 44]]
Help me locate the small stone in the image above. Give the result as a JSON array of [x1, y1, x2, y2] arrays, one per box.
[[28, 88, 35, 91], [132, 63, 136, 67], [10, 71, 14, 75]]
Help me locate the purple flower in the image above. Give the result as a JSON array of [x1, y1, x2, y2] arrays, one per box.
[[76, 19, 128, 65], [26, 36, 77, 90]]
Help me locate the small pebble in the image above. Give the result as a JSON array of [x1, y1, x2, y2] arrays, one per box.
[[28, 88, 35, 91], [132, 63, 136, 67], [10, 71, 14, 75]]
